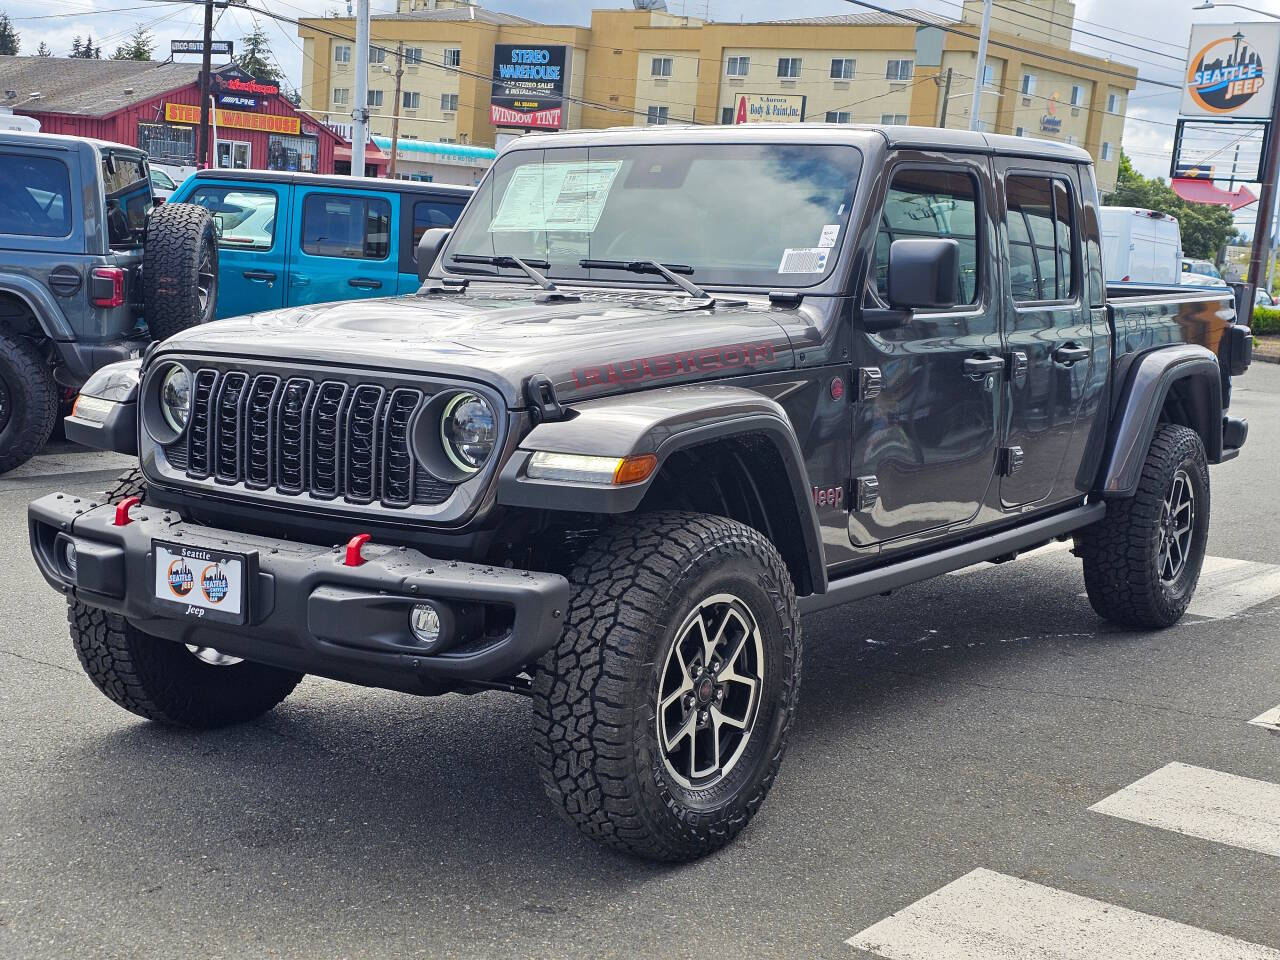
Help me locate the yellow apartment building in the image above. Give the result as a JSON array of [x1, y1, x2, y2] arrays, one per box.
[[298, 0, 1137, 190]]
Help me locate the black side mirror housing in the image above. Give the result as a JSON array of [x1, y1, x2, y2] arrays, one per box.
[[416, 227, 452, 283], [887, 238, 960, 311]]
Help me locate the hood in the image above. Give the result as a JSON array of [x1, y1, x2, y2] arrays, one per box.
[[158, 289, 815, 406]]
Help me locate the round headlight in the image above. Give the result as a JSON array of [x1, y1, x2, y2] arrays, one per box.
[[160, 365, 192, 434], [441, 392, 496, 472]]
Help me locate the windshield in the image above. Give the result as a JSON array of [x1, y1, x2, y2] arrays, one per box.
[[445, 142, 862, 289]]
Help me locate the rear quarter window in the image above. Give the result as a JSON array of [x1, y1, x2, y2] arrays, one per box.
[[0, 153, 73, 238]]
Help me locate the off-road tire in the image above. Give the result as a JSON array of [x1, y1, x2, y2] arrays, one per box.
[[532, 512, 801, 862], [68, 468, 303, 727], [102, 465, 146, 503], [1078, 424, 1210, 628], [143, 202, 218, 342], [0, 327, 58, 474]]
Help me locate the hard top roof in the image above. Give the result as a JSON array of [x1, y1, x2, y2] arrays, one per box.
[[189, 168, 474, 195]]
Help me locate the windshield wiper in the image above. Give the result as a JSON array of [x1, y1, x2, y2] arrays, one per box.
[[448, 254, 578, 302], [578, 259, 743, 308]]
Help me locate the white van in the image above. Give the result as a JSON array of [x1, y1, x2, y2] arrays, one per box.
[[1101, 206, 1182, 285]]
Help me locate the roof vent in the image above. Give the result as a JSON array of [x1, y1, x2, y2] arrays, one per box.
[[3, 90, 15, 99], [123, 87, 134, 96]]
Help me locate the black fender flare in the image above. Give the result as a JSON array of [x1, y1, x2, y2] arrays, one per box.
[[1095, 344, 1222, 498], [497, 384, 827, 593], [0, 275, 74, 340]]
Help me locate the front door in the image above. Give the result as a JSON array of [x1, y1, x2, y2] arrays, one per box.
[[184, 180, 288, 319], [995, 162, 1098, 507], [286, 186, 400, 306], [849, 160, 1003, 547]]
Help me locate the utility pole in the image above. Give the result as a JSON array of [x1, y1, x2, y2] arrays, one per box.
[[388, 41, 404, 180], [937, 66, 954, 128], [351, 0, 370, 177], [196, 0, 214, 168], [1246, 65, 1280, 305], [969, 0, 992, 131]]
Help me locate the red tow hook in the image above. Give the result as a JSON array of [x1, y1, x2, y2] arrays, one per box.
[[113, 496, 142, 526], [343, 533, 372, 567]]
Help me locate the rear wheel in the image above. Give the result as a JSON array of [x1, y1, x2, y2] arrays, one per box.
[[0, 327, 57, 474], [143, 202, 218, 341]]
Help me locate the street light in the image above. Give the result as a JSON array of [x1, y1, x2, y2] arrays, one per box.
[[1192, 1, 1280, 18]]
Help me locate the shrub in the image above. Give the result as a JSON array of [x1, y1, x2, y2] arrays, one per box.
[[1253, 306, 1280, 335]]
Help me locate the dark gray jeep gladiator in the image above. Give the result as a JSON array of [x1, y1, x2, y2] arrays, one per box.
[[0, 131, 216, 472], [28, 126, 1251, 861]]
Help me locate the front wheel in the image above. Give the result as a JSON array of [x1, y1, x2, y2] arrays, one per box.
[[532, 512, 801, 862]]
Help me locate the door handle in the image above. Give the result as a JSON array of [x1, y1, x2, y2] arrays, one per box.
[[242, 269, 277, 282], [963, 354, 1005, 380], [1053, 343, 1091, 365], [348, 277, 382, 290]]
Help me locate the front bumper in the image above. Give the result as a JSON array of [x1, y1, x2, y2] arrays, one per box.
[[28, 493, 570, 694]]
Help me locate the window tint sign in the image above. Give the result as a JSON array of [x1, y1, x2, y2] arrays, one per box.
[[490, 44, 568, 130], [1180, 22, 1280, 118]]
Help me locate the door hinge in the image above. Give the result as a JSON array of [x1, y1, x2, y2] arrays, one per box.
[[857, 367, 883, 401], [854, 475, 880, 511], [999, 446, 1025, 476], [1008, 351, 1028, 388]]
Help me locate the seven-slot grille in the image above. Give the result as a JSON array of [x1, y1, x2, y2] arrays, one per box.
[[170, 367, 453, 508]]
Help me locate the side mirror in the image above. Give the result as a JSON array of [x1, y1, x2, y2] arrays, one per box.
[[887, 238, 960, 311], [416, 227, 451, 283]]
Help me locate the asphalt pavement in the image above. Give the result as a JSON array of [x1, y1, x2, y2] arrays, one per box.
[[2, 366, 1279, 960]]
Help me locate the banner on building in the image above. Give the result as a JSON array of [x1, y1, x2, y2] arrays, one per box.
[[732, 93, 807, 124], [165, 102, 300, 136], [1180, 22, 1280, 119], [490, 44, 568, 130]]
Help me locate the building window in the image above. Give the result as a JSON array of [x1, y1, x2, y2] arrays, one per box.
[[405, 47, 424, 65], [886, 59, 913, 81], [332, 87, 350, 105], [1015, 126, 1025, 137], [881, 113, 907, 124], [369, 46, 385, 65], [647, 105, 669, 125], [440, 93, 459, 112], [443, 48, 460, 68], [651, 56, 673, 77], [720, 106, 734, 124], [334, 44, 351, 63], [1021, 73, 1037, 96], [367, 89, 384, 108], [403, 91, 420, 109], [302, 193, 391, 260], [1107, 91, 1121, 113], [777, 57, 802, 79], [137, 122, 195, 165], [982, 63, 994, 86], [831, 57, 855, 80], [826, 111, 852, 123], [1071, 84, 1084, 107], [1101, 141, 1113, 161], [726, 55, 749, 77]]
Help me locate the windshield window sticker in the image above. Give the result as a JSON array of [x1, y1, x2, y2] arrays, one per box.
[[778, 247, 830, 274], [490, 161, 624, 233], [818, 224, 840, 248], [167, 557, 194, 598], [201, 563, 230, 605]]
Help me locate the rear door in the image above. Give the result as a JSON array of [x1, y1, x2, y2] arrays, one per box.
[[183, 179, 288, 319], [396, 191, 469, 294], [286, 186, 398, 305]]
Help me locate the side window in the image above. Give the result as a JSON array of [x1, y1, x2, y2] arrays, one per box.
[[187, 187, 278, 251], [412, 198, 465, 247], [302, 193, 391, 259], [101, 154, 151, 247], [873, 168, 980, 307], [0, 153, 72, 238], [1006, 174, 1077, 303]]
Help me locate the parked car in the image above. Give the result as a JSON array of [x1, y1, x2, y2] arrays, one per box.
[[1100, 206, 1181, 284], [1255, 287, 1274, 307], [1181, 268, 1229, 289], [33, 125, 1252, 863], [1183, 257, 1224, 281], [149, 166, 178, 202], [0, 130, 217, 473], [169, 170, 472, 318]]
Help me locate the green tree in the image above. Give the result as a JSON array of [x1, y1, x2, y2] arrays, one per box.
[[69, 34, 101, 58], [233, 25, 282, 84], [111, 24, 154, 61], [1104, 151, 1237, 262], [0, 12, 21, 56], [35, 41, 50, 57]]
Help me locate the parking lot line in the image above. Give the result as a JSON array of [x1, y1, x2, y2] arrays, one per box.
[[1186, 565, 1280, 620], [846, 867, 1280, 960], [1247, 705, 1280, 732], [1089, 762, 1280, 859]]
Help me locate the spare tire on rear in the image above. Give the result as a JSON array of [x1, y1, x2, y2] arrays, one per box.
[[143, 202, 218, 342]]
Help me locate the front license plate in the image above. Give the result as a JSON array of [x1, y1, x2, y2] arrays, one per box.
[[154, 541, 247, 624]]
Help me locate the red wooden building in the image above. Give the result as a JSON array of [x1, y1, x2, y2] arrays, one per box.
[[0, 56, 342, 174]]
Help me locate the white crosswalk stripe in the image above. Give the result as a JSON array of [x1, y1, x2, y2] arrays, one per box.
[[1248, 705, 1280, 732], [946, 539, 1074, 575], [1090, 762, 1280, 858], [846, 868, 1280, 960]]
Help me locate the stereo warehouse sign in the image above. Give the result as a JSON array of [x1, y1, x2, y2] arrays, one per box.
[[1181, 21, 1280, 118], [490, 44, 568, 130]]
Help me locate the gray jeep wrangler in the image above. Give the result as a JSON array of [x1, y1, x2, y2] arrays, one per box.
[[0, 131, 216, 472]]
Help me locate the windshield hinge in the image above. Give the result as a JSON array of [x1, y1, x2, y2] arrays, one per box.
[[768, 291, 804, 307], [525, 374, 569, 424]]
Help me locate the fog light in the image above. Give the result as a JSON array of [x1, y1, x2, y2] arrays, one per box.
[[64, 540, 77, 575], [409, 603, 442, 646]]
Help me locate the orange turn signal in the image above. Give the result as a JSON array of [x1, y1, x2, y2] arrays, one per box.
[[613, 454, 658, 485]]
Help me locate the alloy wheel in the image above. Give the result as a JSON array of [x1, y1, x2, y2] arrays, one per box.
[[1158, 468, 1195, 584]]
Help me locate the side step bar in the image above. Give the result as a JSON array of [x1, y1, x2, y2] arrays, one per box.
[[800, 502, 1105, 615]]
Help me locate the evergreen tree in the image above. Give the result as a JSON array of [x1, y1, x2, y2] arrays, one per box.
[[0, 12, 21, 56], [1103, 151, 1237, 262], [35, 41, 50, 57], [111, 24, 154, 61], [233, 24, 282, 84], [69, 36, 83, 57]]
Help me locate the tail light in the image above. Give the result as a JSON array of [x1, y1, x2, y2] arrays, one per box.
[[91, 267, 125, 308]]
